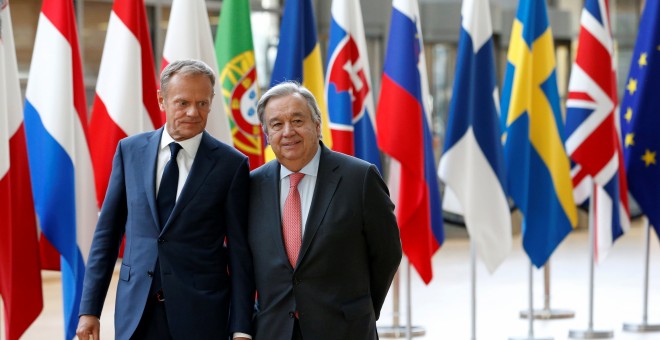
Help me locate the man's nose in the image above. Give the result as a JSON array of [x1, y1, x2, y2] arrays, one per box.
[[282, 123, 295, 136], [186, 106, 200, 117]]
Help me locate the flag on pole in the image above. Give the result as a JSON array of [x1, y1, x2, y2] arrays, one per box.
[[23, 0, 98, 338], [565, 0, 629, 262], [620, 0, 660, 238], [270, 0, 332, 153], [90, 0, 161, 207], [500, 0, 577, 268], [0, 1, 43, 339], [325, 0, 381, 170], [376, 0, 443, 284], [162, 0, 232, 144], [438, 0, 511, 273], [215, 0, 264, 169]]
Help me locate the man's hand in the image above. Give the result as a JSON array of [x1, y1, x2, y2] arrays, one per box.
[[234, 338, 250, 340], [76, 315, 100, 340]]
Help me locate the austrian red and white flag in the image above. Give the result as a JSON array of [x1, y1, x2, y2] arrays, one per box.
[[0, 1, 43, 339], [89, 0, 161, 207], [161, 0, 232, 144]]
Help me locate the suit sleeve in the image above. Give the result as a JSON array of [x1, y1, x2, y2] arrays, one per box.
[[79, 143, 128, 317], [362, 165, 402, 320], [225, 157, 255, 334]]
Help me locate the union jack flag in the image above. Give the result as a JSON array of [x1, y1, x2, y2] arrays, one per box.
[[565, 0, 630, 262]]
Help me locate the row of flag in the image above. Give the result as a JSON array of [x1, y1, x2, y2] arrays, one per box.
[[1, 0, 659, 338]]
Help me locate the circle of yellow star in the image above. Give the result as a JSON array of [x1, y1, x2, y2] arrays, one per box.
[[639, 53, 648, 67], [625, 133, 635, 147], [642, 149, 657, 167], [627, 78, 638, 95], [625, 107, 633, 122]]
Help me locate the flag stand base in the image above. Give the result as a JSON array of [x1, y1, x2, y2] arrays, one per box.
[[568, 329, 613, 339], [509, 336, 553, 340], [623, 322, 660, 332], [377, 326, 426, 338], [520, 308, 575, 319]]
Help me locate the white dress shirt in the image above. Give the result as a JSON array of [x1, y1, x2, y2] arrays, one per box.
[[279, 145, 321, 234], [156, 129, 203, 199]]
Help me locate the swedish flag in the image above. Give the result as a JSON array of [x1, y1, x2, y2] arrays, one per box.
[[620, 0, 660, 238], [500, 0, 577, 267]]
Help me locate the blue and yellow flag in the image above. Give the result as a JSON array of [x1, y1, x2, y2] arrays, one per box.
[[269, 0, 332, 154], [500, 0, 577, 268], [620, 0, 660, 238]]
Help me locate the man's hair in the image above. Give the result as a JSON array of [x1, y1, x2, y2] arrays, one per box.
[[256, 81, 322, 137], [160, 59, 215, 97]]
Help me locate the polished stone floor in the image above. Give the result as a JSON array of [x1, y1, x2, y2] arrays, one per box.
[[4, 219, 660, 339]]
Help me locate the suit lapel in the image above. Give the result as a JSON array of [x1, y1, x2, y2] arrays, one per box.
[[297, 145, 341, 268], [143, 129, 163, 230], [161, 131, 218, 233], [261, 162, 288, 264]]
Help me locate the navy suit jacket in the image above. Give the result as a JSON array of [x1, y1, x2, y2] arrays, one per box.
[[80, 128, 254, 339], [248, 143, 402, 340]]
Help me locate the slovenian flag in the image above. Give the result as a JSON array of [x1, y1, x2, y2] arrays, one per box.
[[325, 0, 381, 170], [438, 0, 511, 273], [376, 0, 443, 284], [23, 0, 98, 338]]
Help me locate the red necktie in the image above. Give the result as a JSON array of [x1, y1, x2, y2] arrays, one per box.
[[283, 173, 305, 267]]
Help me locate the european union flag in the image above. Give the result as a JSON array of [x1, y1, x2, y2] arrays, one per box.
[[620, 0, 660, 238], [500, 0, 577, 268]]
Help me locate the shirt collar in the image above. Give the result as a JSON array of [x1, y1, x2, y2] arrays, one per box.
[[160, 128, 204, 158], [280, 143, 322, 180]]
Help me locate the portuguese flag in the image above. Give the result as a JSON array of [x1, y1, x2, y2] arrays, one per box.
[[215, 0, 264, 169]]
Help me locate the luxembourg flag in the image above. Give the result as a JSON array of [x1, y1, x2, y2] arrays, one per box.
[[161, 0, 232, 144], [325, 0, 381, 170], [376, 0, 443, 284], [438, 0, 511, 273], [90, 0, 161, 208], [23, 0, 98, 338]]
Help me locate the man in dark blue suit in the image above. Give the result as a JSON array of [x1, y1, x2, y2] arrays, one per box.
[[77, 59, 254, 340], [249, 82, 402, 339]]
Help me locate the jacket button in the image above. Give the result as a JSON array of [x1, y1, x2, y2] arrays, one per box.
[[158, 238, 165, 244], [289, 311, 295, 318], [147, 271, 154, 277], [294, 278, 302, 285]]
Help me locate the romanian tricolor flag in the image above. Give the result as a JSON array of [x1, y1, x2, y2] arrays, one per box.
[[500, 0, 577, 268], [215, 0, 264, 169], [270, 0, 332, 154]]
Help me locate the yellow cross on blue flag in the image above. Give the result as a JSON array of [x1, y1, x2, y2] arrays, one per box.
[[500, 0, 577, 268], [620, 0, 660, 238]]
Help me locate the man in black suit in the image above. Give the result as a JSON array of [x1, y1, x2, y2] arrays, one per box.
[[249, 81, 402, 339], [76, 60, 254, 340]]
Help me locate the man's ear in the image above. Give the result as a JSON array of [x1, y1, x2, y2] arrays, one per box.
[[157, 90, 165, 111]]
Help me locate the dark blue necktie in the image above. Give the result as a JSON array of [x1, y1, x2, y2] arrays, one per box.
[[157, 142, 182, 228]]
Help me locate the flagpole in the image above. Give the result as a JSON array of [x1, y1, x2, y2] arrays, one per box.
[[470, 240, 477, 340], [623, 217, 660, 332], [569, 184, 613, 339], [509, 262, 552, 340], [519, 261, 574, 320], [377, 257, 425, 338]]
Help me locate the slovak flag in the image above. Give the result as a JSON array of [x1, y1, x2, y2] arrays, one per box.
[[89, 0, 161, 208], [23, 0, 98, 338], [325, 0, 381, 170], [376, 0, 443, 284], [565, 0, 630, 262]]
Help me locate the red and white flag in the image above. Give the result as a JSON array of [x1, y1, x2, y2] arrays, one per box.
[[90, 0, 161, 207], [565, 0, 630, 262], [161, 0, 232, 144], [0, 1, 43, 339]]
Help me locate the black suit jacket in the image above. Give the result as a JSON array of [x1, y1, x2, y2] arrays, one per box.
[[248, 143, 402, 340], [79, 128, 254, 339]]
